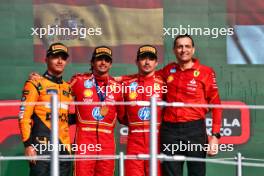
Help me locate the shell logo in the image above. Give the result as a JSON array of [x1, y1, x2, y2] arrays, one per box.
[[129, 91, 138, 100], [83, 89, 93, 97], [167, 75, 174, 83]]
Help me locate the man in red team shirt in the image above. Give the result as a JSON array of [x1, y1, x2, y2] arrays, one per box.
[[70, 46, 125, 176], [159, 34, 222, 176], [122, 45, 166, 176]]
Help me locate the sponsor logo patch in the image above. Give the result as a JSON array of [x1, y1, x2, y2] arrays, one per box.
[[83, 89, 93, 97], [194, 70, 200, 77], [129, 92, 138, 100], [22, 90, 30, 95], [92, 107, 105, 120], [167, 75, 174, 83], [129, 82, 138, 91], [170, 68, 177, 73], [138, 107, 151, 121], [84, 80, 93, 88], [47, 89, 58, 95]]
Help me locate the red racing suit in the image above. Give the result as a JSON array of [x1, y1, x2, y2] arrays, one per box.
[[70, 73, 125, 176], [122, 74, 165, 176], [158, 58, 222, 133]]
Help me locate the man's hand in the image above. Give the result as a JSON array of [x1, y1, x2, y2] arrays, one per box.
[[207, 136, 219, 156], [25, 146, 37, 165], [28, 72, 42, 81]]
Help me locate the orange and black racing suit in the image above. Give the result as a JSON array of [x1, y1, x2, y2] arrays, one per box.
[[18, 71, 73, 176]]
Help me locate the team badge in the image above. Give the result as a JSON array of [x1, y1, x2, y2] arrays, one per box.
[[20, 106, 25, 111], [18, 111, 24, 119], [37, 83, 43, 91], [138, 107, 151, 120], [21, 96, 26, 101], [194, 70, 200, 77], [92, 107, 105, 120], [63, 90, 70, 97], [129, 91, 138, 100], [100, 106, 109, 116], [154, 83, 160, 91], [167, 75, 174, 83], [22, 90, 30, 95], [108, 94, 114, 100], [47, 89, 58, 95], [110, 84, 117, 92], [84, 80, 93, 88], [170, 68, 177, 73], [129, 82, 138, 91], [83, 89, 93, 97]]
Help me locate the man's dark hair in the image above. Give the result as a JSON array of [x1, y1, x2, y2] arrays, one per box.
[[173, 34, 194, 48]]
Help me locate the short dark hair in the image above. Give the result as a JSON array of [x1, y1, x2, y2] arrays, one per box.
[[173, 34, 194, 48]]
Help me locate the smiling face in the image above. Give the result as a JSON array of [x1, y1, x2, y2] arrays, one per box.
[[91, 56, 112, 76], [46, 53, 68, 76], [173, 36, 195, 63]]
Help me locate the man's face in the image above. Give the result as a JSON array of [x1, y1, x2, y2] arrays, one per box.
[[92, 57, 112, 75], [136, 56, 158, 75], [46, 54, 67, 75], [173, 37, 195, 63]]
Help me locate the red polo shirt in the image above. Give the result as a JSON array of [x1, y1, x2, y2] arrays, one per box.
[[158, 59, 222, 133]]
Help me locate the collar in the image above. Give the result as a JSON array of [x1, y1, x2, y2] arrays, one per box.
[[175, 58, 200, 70], [93, 74, 109, 85], [137, 73, 155, 82], [43, 71, 63, 84], [192, 58, 200, 69]]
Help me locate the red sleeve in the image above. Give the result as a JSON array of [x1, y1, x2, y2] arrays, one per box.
[[114, 74, 137, 83], [116, 90, 127, 125], [156, 63, 174, 81], [205, 69, 222, 133], [68, 74, 80, 97]]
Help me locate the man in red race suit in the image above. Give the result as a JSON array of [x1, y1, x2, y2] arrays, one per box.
[[70, 46, 125, 176], [159, 34, 222, 176], [122, 45, 166, 176]]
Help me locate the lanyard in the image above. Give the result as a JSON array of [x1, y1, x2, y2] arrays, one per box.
[[94, 77, 107, 102]]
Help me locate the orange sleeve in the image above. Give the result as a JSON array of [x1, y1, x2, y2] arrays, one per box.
[[18, 81, 39, 147]]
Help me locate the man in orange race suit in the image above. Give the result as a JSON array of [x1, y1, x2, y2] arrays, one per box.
[[19, 42, 73, 176]]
